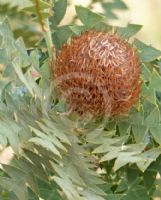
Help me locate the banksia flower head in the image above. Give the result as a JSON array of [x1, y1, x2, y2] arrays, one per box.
[[54, 31, 141, 117]]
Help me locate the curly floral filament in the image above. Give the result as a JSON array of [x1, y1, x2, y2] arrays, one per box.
[[54, 31, 141, 117]]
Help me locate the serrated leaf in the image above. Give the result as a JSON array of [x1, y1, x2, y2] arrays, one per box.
[[0, 177, 28, 200], [117, 24, 142, 38], [54, 176, 82, 200], [100, 147, 120, 162], [137, 148, 161, 172], [143, 100, 157, 118], [93, 136, 127, 154], [118, 121, 131, 135], [114, 154, 142, 171], [41, 119, 71, 145], [101, 143, 146, 170], [132, 125, 148, 143], [100, 143, 145, 164], [129, 107, 144, 125], [92, 22, 112, 33], [26, 70, 42, 99], [13, 59, 34, 96], [3, 163, 39, 196], [52, 25, 73, 50], [141, 83, 156, 104], [52, 162, 85, 187], [69, 25, 86, 36], [150, 125, 161, 145], [29, 137, 61, 157], [0, 19, 14, 44], [144, 106, 160, 127], [134, 39, 161, 62], [0, 121, 20, 153], [30, 126, 67, 151], [51, 0, 67, 27], [24, 149, 53, 172], [75, 6, 104, 28], [86, 128, 109, 144], [149, 69, 161, 91], [141, 63, 151, 81], [14, 157, 49, 182], [2, 164, 26, 181], [15, 37, 31, 67]]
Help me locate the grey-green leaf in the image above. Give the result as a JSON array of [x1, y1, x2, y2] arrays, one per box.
[[134, 39, 161, 62], [75, 6, 104, 28], [52, 26, 73, 50], [51, 0, 67, 27], [144, 106, 160, 127], [150, 126, 161, 145], [117, 24, 142, 38]]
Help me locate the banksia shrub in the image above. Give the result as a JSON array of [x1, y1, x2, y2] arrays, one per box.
[[2, 1, 161, 200], [54, 31, 141, 116]]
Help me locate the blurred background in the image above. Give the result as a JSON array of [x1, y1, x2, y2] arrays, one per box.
[[63, 0, 161, 49], [1, 0, 161, 49]]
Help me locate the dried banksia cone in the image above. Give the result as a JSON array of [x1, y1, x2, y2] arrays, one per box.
[[54, 31, 141, 117]]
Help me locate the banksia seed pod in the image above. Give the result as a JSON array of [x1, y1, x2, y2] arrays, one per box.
[[54, 31, 141, 117]]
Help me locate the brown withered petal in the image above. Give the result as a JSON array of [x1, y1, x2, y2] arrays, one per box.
[[53, 31, 141, 117]]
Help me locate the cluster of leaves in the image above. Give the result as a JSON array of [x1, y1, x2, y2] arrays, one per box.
[[0, 0, 161, 200], [0, 0, 52, 46], [0, 0, 128, 47], [86, 0, 128, 20]]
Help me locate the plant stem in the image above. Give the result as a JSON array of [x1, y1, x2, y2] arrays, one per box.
[[44, 18, 54, 61], [35, 0, 46, 32], [34, 0, 54, 62]]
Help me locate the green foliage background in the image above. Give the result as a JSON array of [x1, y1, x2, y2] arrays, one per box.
[[0, 0, 161, 200]]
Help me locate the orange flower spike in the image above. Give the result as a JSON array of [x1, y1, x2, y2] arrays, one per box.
[[54, 31, 141, 117]]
